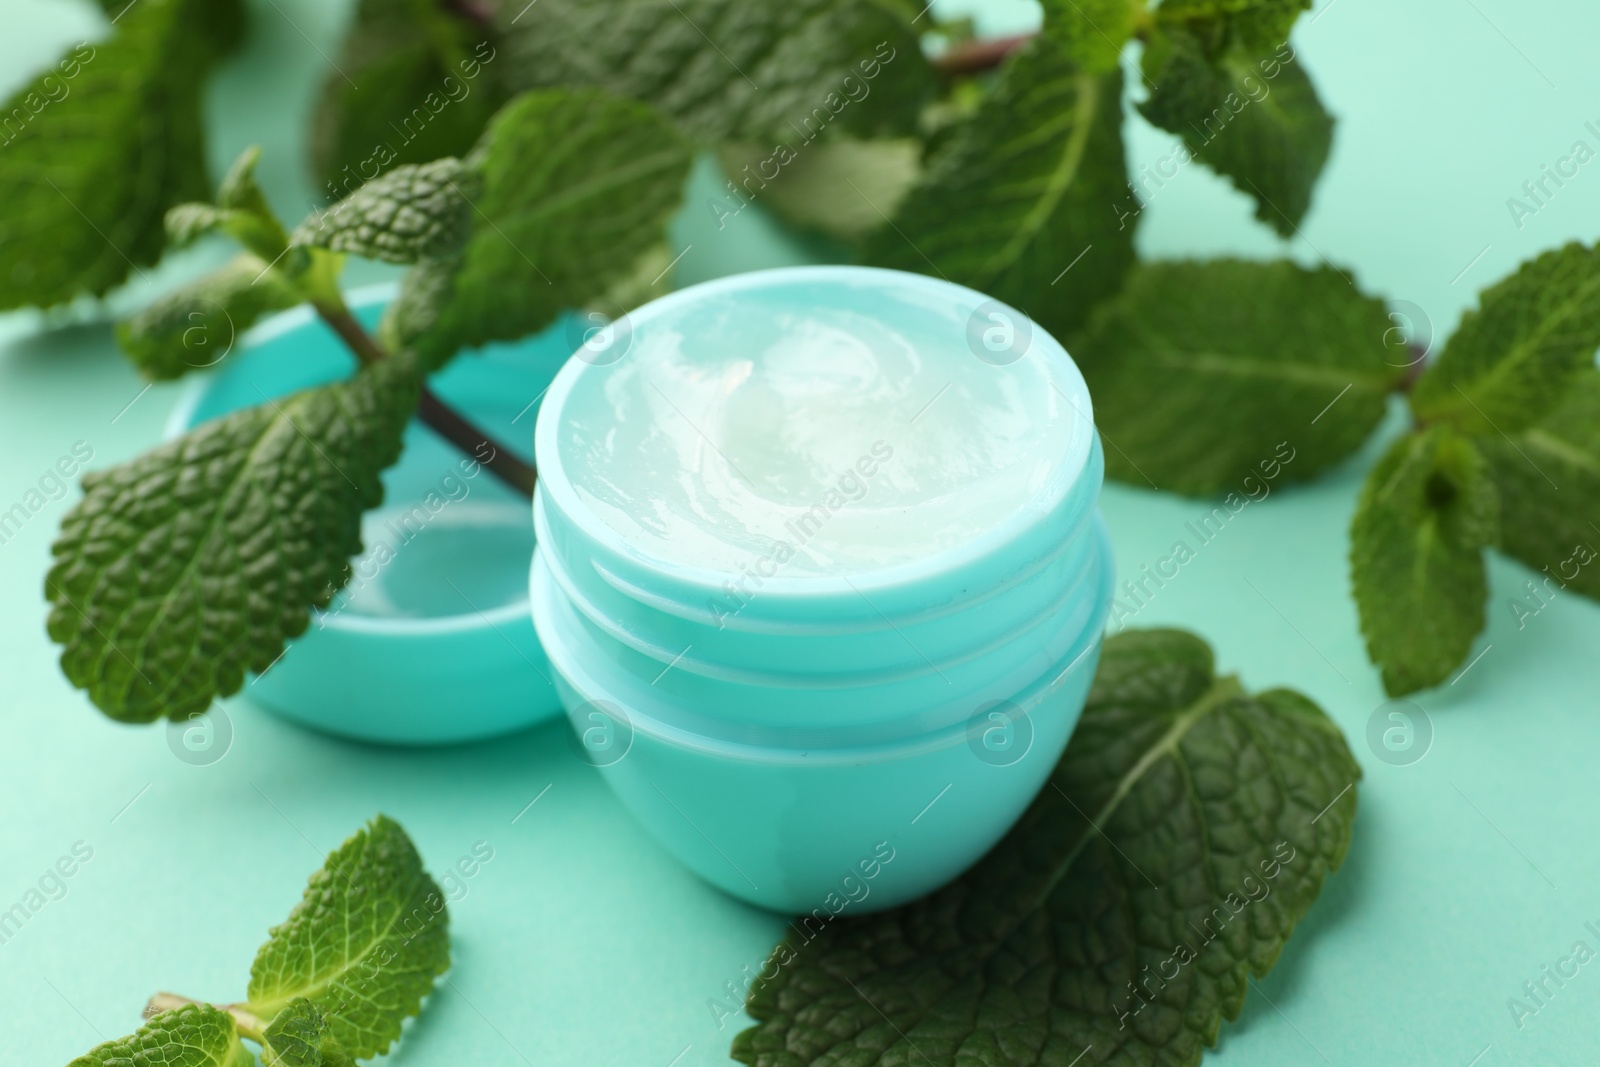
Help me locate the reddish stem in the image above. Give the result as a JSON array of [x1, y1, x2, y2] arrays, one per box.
[[932, 33, 1033, 76]]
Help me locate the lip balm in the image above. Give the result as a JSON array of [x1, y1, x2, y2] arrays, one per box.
[[531, 266, 1112, 912]]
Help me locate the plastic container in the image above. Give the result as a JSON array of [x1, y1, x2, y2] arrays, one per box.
[[167, 283, 566, 744], [530, 266, 1113, 912]]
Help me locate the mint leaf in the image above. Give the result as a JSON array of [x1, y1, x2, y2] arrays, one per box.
[[68, 1005, 252, 1067], [1072, 259, 1401, 494], [496, 0, 934, 144], [1042, 0, 1137, 74], [293, 159, 475, 264], [716, 138, 921, 241], [246, 816, 449, 1060], [261, 998, 353, 1067], [733, 628, 1360, 1067], [1155, 0, 1312, 53], [863, 34, 1135, 338], [387, 89, 691, 368], [46, 359, 418, 722], [0, 0, 243, 308], [117, 255, 301, 380], [1411, 242, 1600, 435], [310, 0, 502, 192], [1481, 369, 1600, 601], [1139, 30, 1333, 236], [1351, 427, 1497, 696]]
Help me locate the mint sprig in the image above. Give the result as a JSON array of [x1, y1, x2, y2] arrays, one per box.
[[47, 82, 688, 724], [732, 629, 1360, 1067], [69, 1004, 255, 1067], [65, 817, 445, 1067], [1342, 243, 1600, 694], [245, 816, 450, 1059]]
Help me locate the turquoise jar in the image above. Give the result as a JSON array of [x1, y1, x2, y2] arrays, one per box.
[[530, 266, 1112, 912]]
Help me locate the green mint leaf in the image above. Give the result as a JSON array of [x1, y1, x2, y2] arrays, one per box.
[[293, 159, 476, 264], [1072, 259, 1401, 494], [1138, 31, 1333, 236], [1155, 0, 1312, 54], [0, 0, 243, 308], [863, 34, 1135, 338], [214, 147, 293, 259], [496, 0, 934, 144], [261, 998, 353, 1067], [166, 149, 293, 265], [246, 815, 449, 1061], [116, 255, 302, 381], [387, 89, 690, 368], [716, 138, 921, 241], [310, 0, 503, 192], [1411, 242, 1600, 435], [1480, 369, 1600, 602], [733, 627, 1360, 1067], [46, 359, 418, 722], [68, 1004, 252, 1067], [1042, 0, 1138, 74], [1351, 427, 1497, 696], [166, 203, 235, 247]]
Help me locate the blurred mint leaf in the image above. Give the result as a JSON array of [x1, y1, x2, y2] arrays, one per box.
[[310, 0, 503, 192], [716, 138, 920, 241], [0, 0, 245, 308], [1139, 30, 1333, 236], [496, 0, 934, 144], [260, 998, 353, 1067], [247, 816, 449, 1060], [1155, 0, 1312, 53], [46, 359, 418, 723], [293, 158, 476, 264], [733, 628, 1360, 1067], [68, 1004, 252, 1067], [1072, 259, 1401, 494], [165, 150, 294, 279], [116, 255, 301, 380], [1351, 427, 1497, 696], [863, 34, 1135, 338], [387, 89, 690, 368], [1411, 242, 1600, 435], [1042, 0, 1137, 74], [1481, 369, 1600, 601]]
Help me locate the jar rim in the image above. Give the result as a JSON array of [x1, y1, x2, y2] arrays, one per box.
[[533, 265, 1098, 609]]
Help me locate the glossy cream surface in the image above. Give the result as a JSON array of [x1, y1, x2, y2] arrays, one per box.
[[556, 276, 1078, 576]]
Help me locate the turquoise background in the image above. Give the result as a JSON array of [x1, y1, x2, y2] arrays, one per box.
[[2, 1, 1597, 1065]]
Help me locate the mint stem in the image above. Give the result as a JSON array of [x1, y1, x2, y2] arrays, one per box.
[[145, 993, 266, 1042], [312, 300, 539, 498]]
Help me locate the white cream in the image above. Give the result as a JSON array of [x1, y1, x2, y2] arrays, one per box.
[[556, 281, 1077, 576]]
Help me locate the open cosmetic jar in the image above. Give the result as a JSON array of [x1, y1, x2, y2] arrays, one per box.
[[530, 266, 1112, 912]]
